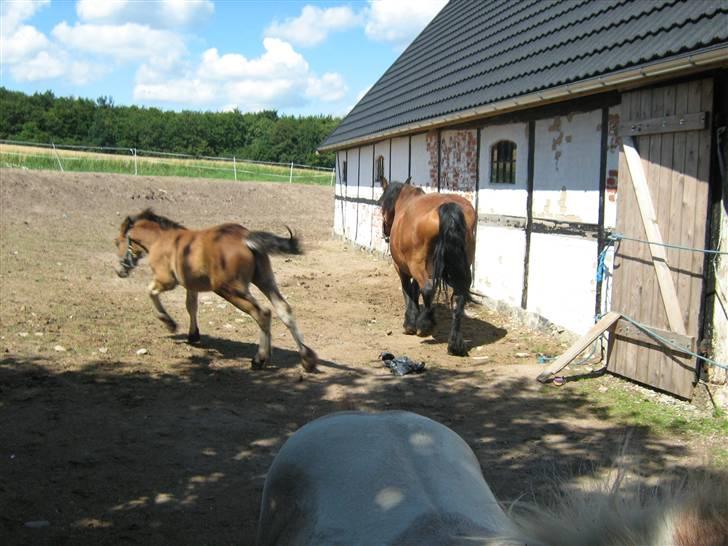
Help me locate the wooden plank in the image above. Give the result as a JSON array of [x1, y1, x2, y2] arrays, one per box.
[[622, 136, 687, 336], [613, 320, 695, 354], [537, 312, 621, 382], [618, 111, 708, 136], [644, 86, 666, 389]]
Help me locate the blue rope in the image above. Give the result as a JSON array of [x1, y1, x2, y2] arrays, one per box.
[[618, 314, 728, 371], [610, 232, 728, 256]]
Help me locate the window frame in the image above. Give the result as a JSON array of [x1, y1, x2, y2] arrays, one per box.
[[489, 140, 517, 184]]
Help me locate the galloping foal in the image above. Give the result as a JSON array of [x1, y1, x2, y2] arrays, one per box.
[[114, 209, 317, 371], [379, 177, 476, 355]]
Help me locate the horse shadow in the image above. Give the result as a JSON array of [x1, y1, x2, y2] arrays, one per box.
[[421, 303, 507, 350], [170, 333, 351, 372]]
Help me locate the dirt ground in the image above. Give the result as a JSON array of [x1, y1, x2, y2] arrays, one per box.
[[0, 170, 717, 545]]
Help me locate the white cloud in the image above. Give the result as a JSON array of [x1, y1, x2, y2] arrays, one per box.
[[134, 39, 347, 111], [1, 24, 50, 64], [52, 21, 187, 63], [364, 0, 446, 45], [0, 0, 49, 34], [265, 5, 359, 48], [199, 39, 309, 81], [9, 50, 65, 81], [306, 73, 347, 102], [76, 0, 213, 28], [134, 78, 217, 104]]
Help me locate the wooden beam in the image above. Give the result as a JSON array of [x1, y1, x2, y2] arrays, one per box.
[[622, 137, 687, 335], [619, 111, 707, 137], [537, 311, 621, 383]]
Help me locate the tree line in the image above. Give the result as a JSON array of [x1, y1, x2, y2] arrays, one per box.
[[0, 88, 340, 168]]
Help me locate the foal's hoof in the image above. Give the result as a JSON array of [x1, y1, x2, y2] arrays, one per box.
[[251, 353, 268, 370], [403, 326, 417, 335], [187, 329, 200, 344], [300, 346, 318, 372]]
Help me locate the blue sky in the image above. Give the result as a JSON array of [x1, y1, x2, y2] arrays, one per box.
[[1, 0, 447, 116]]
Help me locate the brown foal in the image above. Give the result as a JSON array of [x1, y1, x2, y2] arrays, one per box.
[[114, 209, 317, 371]]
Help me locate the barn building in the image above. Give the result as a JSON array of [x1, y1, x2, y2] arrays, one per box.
[[319, 0, 728, 399]]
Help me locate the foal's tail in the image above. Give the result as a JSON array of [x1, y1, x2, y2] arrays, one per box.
[[432, 202, 472, 298], [246, 227, 302, 255]]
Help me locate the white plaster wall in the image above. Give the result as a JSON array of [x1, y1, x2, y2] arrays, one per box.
[[474, 225, 526, 307], [527, 233, 598, 334], [345, 201, 358, 240], [391, 137, 409, 181], [359, 145, 374, 200], [410, 132, 431, 189], [478, 122, 530, 217], [346, 148, 360, 198], [533, 110, 602, 224], [334, 150, 346, 235], [709, 207, 728, 387], [356, 203, 372, 248]]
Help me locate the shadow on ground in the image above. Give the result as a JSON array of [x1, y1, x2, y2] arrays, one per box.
[[0, 350, 703, 545]]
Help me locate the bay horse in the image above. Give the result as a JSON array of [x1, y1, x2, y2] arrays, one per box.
[[379, 177, 476, 355], [113, 209, 317, 372], [257, 410, 728, 546]]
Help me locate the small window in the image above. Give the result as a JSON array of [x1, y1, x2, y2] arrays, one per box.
[[490, 140, 517, 184], [342, 160, 347, 183], [376, 155, 385, 182]]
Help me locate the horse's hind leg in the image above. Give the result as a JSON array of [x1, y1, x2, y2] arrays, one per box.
[[398, 271, 420, 335], [148, 280, 177, 333], [253, 257, 317, 372], [448, 294, 468, 356], [416, 279, 436, 337], [216, 285, 271, 369], [186, 290, 200, 343]]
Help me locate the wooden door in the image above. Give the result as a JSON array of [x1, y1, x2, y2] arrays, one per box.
[[607, 78, 713, 399]]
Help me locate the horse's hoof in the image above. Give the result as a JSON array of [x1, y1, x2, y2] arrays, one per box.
[[447, 342, 468, 357], [403, 326, 417, 335], [300, 346, 318, 372], [187, 330, 200, 344], [251, 353, 268, 370]]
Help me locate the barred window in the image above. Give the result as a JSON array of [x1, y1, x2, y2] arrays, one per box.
[[490, 140, 517, 184], [376, 155, 385, 182]]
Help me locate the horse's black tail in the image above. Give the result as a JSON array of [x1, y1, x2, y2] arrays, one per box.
[[246, 227, 302, 255], [431, 203, 471, 298]]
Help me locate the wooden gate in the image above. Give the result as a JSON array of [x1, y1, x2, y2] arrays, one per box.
[[607, 78, 714, 399]]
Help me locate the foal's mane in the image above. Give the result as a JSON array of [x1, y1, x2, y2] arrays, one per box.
[[125, 208, 186, 233]]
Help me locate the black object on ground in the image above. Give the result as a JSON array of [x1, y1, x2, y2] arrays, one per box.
[[380, 352, 426, 376]]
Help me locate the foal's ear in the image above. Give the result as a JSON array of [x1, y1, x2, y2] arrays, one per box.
[[380, 176, 388, 190]]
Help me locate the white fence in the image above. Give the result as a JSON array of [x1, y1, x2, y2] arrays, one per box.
[[0, 139, 335, 185]]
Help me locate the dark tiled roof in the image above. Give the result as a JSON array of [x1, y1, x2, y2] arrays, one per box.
[[321, 0, 728, 149]]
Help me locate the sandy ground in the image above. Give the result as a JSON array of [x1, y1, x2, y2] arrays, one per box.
[[0, 169, 714, 545]]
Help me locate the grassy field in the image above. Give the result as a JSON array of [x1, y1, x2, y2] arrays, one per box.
[[0, 143, 334, 185]]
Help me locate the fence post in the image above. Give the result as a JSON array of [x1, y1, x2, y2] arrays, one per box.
[[51, 142, 64, 172], [289, 162, 293, 184], [330, 168, 335, 186], [132, 148, 138, 175], [233, 156, 237, 181]]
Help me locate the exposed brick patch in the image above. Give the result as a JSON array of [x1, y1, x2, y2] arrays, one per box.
[[440, 130, 477, 192]]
